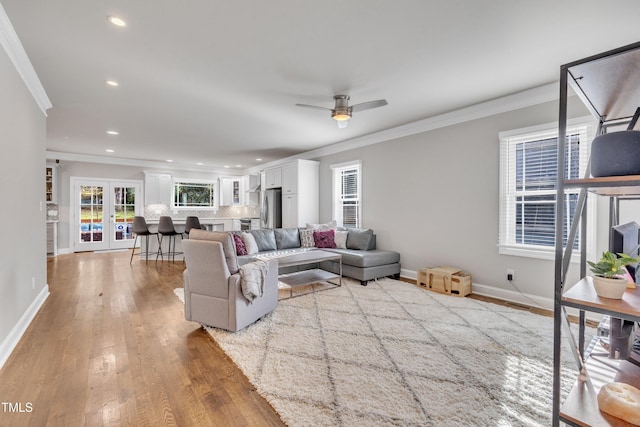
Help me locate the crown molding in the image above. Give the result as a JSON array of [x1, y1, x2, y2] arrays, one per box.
[[0, 3, 51, 115]]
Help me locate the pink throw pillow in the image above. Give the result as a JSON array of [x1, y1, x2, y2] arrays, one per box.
[[233, 233, 247, 256], [313, 229, 336, 248]]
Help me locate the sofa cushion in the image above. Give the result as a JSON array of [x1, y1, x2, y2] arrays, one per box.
[[233, 233, 247, 255], [299, 229, 315, 248], [335, 230, 348, 249], [313, 229, 336, 248], [241, 232, 259, 255], [249, 229, 277, 252], [347, 228, 376, 250], [188, 229, 239, 274], [323, 248, 400, 268], [275, 228, 301, 249]]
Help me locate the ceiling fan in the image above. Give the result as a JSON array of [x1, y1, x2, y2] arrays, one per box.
[[296, 95, 388, 128]]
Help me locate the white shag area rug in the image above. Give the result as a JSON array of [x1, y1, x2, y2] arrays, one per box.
[[174, 279, 590, 426]]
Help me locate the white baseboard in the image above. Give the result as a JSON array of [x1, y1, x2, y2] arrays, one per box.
[[400, 270, 602, 322], [58, 247, 72, 255], [400, 269, 553, 311], [0, 285, 50, 370]]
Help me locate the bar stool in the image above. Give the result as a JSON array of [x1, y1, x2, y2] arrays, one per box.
[[184, 216, 206, 237], [130, 216, 160, 264], [156, 216, 183, 263]]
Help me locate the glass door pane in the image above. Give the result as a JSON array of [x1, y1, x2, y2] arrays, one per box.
[[77, 183, 108, 251], [112, 186, 136, 243], [108, 182, 142, 249]]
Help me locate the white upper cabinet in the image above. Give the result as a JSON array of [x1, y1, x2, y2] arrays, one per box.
[[264, 167, 282, 189], [144, 172, 172, 205], [281, 163, 298, 194], [219, 176, 243, 206]]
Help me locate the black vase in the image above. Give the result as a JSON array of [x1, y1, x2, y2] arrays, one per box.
[[591, 130, 640, 177]]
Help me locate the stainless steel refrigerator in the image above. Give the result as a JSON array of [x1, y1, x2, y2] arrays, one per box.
[[261, 188, 282, 229]]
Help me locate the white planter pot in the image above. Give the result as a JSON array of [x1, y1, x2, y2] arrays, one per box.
[[592, 276, 628, 299]]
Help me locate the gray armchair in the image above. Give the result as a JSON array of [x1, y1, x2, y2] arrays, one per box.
[[182, 230, 278, 332]]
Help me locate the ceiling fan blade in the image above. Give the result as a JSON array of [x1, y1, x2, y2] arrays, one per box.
[[351, 99, 388, 112], [295, 103, 332, 111]]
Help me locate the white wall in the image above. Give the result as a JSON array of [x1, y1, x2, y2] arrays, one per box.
[[0, 43, 48, 368], [315, 97, 597, 309]]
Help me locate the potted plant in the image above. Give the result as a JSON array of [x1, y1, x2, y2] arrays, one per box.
[[587, 251, 639, 299]]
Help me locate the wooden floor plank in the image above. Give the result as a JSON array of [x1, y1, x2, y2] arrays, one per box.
[[0, 251, 284, 426]]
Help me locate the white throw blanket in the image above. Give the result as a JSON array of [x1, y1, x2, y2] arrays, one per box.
[[239, 259, 269, 303]]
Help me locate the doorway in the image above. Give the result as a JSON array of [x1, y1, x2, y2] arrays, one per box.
[[71, 178, 143, 252]]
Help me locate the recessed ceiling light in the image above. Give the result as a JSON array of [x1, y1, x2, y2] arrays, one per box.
[[224, 165, 230, 168], [236, 164, 242, 168], [106, 130, 119, 135], [256, 158, 263, 161], [105, 80, 119, 87], [107, 16, 126, 27], [105, 149, 114, 153], [197, 162, 203, 166], [166, 160, 173, 163]]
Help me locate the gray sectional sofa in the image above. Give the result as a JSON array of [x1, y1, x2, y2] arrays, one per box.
[[234, 227, 401, 286]]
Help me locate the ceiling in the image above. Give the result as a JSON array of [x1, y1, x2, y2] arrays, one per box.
[[2, 0, 640, 171]]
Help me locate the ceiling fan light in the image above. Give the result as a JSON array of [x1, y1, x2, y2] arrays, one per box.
[[337, 120, 349, 129], [332, 107, 351, 122]]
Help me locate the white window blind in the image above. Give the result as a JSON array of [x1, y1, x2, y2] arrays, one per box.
[[332, 162, 361, 228], [499, 118, 595, 259]]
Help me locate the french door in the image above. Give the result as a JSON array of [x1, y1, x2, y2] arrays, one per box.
[[71, 178, 142, 252]]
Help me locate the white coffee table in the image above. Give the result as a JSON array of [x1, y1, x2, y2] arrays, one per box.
[[274, 250, 342, 297]]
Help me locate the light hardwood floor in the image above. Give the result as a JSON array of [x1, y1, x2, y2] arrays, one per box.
[[0, 251, 284, 427]]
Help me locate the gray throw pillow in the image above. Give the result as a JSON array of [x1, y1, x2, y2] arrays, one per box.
[[275, 228, 300, 249], [249, 229, 277, 252], [346, 228, 376, 251]]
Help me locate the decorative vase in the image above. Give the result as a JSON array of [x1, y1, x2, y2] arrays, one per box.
[[592, 276, 628, 299]]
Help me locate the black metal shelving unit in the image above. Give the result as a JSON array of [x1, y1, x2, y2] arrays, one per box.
[[553, 41, 640, 426]]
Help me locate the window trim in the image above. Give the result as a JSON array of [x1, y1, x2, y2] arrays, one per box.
[[172, 178, 217, 210], [498, 116, 596, 260], [331, 160, 362, 228]]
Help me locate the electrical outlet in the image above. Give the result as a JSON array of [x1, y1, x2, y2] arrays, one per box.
[[507, 269, 515, 281]]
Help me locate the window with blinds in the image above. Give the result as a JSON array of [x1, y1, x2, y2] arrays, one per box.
[[499, 118, 595, 259], [332, 162, 361, 228]]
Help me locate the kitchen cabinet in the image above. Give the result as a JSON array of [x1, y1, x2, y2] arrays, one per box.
[[281, 163, 297, 194], [281, 193, 298, 228], [264, 167, 282, 189], [281, 159, 319, 227], [552, 41, 640, 427], [144, 172, 172, 205], [221, 219, 240, 231], [219, 176, 243, 206]]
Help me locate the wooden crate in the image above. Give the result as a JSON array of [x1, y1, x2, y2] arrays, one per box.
[[417, 266, 472, 297], [450, 272, 472, 297]]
